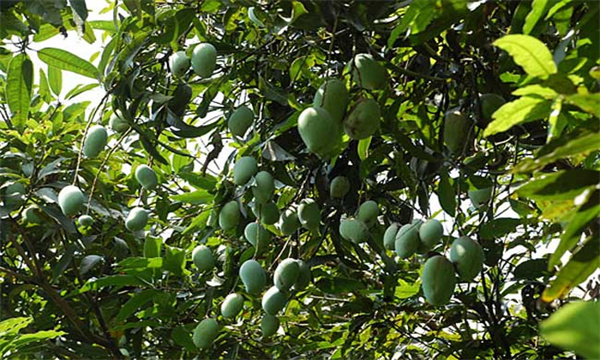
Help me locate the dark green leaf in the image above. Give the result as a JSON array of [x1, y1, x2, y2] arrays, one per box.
[[437, 172, 456, 217], [38, 48, 99, 80], [480, 218, 520, 240], [513, 258, 550, 280], [517, 169, 599, 201], [114, 289, 160, 324], [6, 53, 33, 132]]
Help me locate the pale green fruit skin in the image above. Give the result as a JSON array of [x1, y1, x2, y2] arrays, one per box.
[[191, 43, 217, 78], [339, 218, 369, 244], [244, 222, 271, 251], [419, 219, 443, 249], [294, 260, 311, 290], [125, 207, 148, 231], [383, 224, 399, 250], [261, 315, 279, 337], [330, 176, 350, 198], [253, 201, 279, 225], [297, 107, 339, 156], [233, 156, 258, 185], [468, 188, 492, 208], [252, 171, 274, 204], [239, 259, 266, 295], [192, 245, 215, 272], [449, 236, 484, 282], [422, 255, 457, 306], [443, 110, 472, 154], [24, 205, 42, 223], [219, 201, 240, 230], [298, 199, 320, 231], [83, 125, 108, 158], [135, 165, 158, 190], [343, 98, 381, 140], [228, 105, 254, 137], [357, 200, 379, 225], [278, 208, 300, 235], [274, 258, 299, 292], [352, 53, 387, 90], [5, 183, 26, 208], [221, 293, 244, 318], [169, 51, 190, 77], [262, 286, 287, 316], [394, 224, 420, 258], [193, 318, 218, 349], [480, 93, 505, 126], [109, 113, 129, 132], [313, 79, 349, 123], [78, 214, 93, 227], [58, 185, 84, 216]]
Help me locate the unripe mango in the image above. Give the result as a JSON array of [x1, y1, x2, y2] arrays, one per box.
[[24, 205, 42, 223], [135, 165, 158, 191], [253, 201, 279, 225], [83, 125, 108, 158], [191, 43, 217, 78], [383, 224, 399, 250], [421, 255, 457, 306], [168, 82, 192, 117], [357, 200, 379, 226], [394, 223, 420, 258], [479, 93, 505, 127], [274, 258, 299, 292], [468, 187, 492, 209], [169, 51, 190, 77], [109, 112, 129, 132], [221, 293, 244, 318], [228, 105, 254, 137], [78, 214, 93, 227], [294, 260, 311, 290], [239, 259, 266, 294], [233, 156, 258, 185], [262, 286, 287, 316], [419, 219, 443, 249], [252, 171, 274, 204], [192, 245, 215, 272], [58, 185, 84, 216], [330, 176, 350, 198], [298, 199, 320, 231], [125, 207, 148, 231], [449, 236, 484, 282], [339, 218, 369, 244], [343, 98, 381, 140], [278, 208, 300, 235], [443, 110, 472, 154], [313, 79, 349, 123], [219, 201, 240, 231], [193, 318, 218, 349], [297, 107, 339, 156], [352, 53, 387, 90], [244, 222, 271, 251], [261, 314, 279, 337]]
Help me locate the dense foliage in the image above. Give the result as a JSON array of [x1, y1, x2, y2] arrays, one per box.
[[0, 0, 598, 358]]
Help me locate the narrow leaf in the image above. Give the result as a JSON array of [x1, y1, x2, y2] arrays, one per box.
[[6, 53, 33, 132], [523, 0, 550, 34], [357, 137, 371, 161], [437, 172, 456, 217], [48, 66, 62, 96], [484, 96, 553, 137], [114, 289, 159, 324], [38, 48, 99, 80]]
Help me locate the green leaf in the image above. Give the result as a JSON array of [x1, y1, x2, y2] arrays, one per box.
[[0, 317, 32, 337], [523, 0, 550, 34], [565, 93, 600, 118], [114, 289, 159, 325], [437, 172, 456, 217], [37, 48, 100, 80], [48, 66, 62, 96], [540, 301, 600, 359], [483, 96, 553, 137], [6, 53, 33, 132], [117, 257, 163, 270], [64, 83, 99, 100], [181, 211, 210, 235], [171, 190, 213, 204], [171, 326, 196, 352], [493, 34, 557, 78], [357, 137, 371, 161], [38, 68, 52, 104], [163, 246, 186, 276], [79, 275, 147, 294], [513, 258, 550, 280], [11, 330, 67, 349], [68, 0, 88, 22], [517, 169, 599, 201], [396, 0, 436, 36], [479, 218, 521, 240]]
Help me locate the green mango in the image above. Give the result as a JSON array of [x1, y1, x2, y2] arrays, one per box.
[[219, 201, 240, 230], [479, 93, 505, 127], [262, 286, 287, 316], [169, 50, 190, 77], [422, 255, 457, 306], [168, 83, 192, 117], [329, 176, 350, 198], [58, 185, 84, 216], [298, 199, 320, 231], [78, 214, 93, 227], [24, 205, 42, 223], [274, 258, 299, 292], [233, 156, 258, 185], [352, 53, 387, 90], [294, 260, 311, 291], [394, 223, 420, 258], [449, 236, 484, 282], [109, 112, 129, 132], [221, 293, 244, 319], [443, 110, 472, 154], [297, 107, 340, 156], [356, 200, 379, 226], [244, 222, 271, 251], [313, 79, 349, 123], [278, 208, 300, 235], [4, 183, 26, 208], [228, 105, 254, 137], [192, 245, 215, 272], [191, 43, 217, 78], [339, 218, 369, 244], [135, 165, 158, 190], [343, 98, 381, 140], [239, 259, 266, 295], [83, 125, 108, 158], [419, 219, 443, 249], [193, 318, 218, 349], [261, 314, 279, 337], [125, 207, 148, 231], [383, 224, 399, 250], [253, 201, 279, 225], [252, 171, 274, 204], [468, 187, 492, 209]]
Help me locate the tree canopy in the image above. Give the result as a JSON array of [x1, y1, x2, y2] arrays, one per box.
[[0, 0, 599, 359]]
